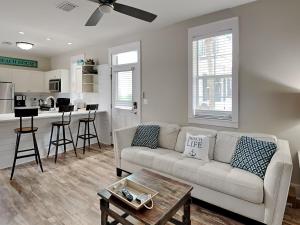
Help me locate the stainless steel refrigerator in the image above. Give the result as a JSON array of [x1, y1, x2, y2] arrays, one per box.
[[0, 82, 14, 113]]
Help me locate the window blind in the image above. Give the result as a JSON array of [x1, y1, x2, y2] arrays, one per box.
[[192, 31, 233, 120], [115, 70, 133, 108]]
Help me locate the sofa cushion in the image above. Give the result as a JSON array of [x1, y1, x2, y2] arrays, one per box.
[[231, 136, 277, 179], [121, 147, 263, 204], [143, 122, 180, 150], [158, 123, 181, 149], [172, 159, 264, 204], [131, 125, 160, 149], [121, 147, 180, 169], [175, 127, 217, 159], [214, 131, 277, 163]]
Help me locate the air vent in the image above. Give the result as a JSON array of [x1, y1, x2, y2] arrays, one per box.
[[2, 41, 13, 46], [56, 1, 78, 12]]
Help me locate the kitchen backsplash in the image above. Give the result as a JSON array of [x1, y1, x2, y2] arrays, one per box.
[[15, 92, 100, 109]]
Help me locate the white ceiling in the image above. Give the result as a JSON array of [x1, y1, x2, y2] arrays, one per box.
[[0, 0, 255, 57]]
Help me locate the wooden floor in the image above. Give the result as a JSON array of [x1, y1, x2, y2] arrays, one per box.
[[0, 145, 299, 225]]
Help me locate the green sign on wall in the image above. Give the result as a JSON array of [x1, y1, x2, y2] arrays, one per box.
[[0, 56, 38, 68]]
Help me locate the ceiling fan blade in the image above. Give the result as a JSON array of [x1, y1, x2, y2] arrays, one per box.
[[85, 8, 103, 26], [87, 0, 100, 3], [113, 3, 157, 22]]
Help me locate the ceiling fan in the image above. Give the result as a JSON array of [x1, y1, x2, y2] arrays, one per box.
[[85, 0, 157, 26]]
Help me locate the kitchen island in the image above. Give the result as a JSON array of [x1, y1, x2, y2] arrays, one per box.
[[0, 109, 110, 169]]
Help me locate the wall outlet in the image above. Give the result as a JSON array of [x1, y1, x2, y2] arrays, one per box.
[[143, 99, 148, 105]]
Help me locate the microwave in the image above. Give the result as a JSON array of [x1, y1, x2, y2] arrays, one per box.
[[49, 79, 61, 93]]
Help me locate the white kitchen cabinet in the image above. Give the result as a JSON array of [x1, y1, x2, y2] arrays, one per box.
[[13, 69, 44, 93], [44, 69, 70, 93], [0, 68, 13, 82]]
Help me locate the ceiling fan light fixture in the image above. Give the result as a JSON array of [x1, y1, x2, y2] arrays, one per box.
[[100, 4, 114, 13], [16, 42, 34, 50]]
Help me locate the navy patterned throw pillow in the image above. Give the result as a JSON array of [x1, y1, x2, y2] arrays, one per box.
[[131, 125, 160, 149], [230, 136, 277, 179]]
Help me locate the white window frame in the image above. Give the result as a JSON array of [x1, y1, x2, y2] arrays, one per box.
[[109, 41, 141, 112], [188, 17, 239, 128]]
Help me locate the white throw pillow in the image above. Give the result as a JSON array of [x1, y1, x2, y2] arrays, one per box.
[[183, 133, 210, 161]]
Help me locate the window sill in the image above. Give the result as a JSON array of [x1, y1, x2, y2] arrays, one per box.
[[114, 106, 132, 110], [188, 117, 238, 128]]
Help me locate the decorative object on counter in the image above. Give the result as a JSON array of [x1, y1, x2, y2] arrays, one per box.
[[82, 60, 98, 74], [77, 59, 84, 66], [73, 98, 86, 110], [47, 105, 77, 163], [45, 96, 56, 109], [11, 108, 43, 180], [84, 59, 95, 65], [0, 56, 38, 68], [76, 104, 101, 154]]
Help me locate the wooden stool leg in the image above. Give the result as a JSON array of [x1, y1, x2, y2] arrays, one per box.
[[55, 126, 60, 163], [33, 133, 38, 165], [10, 133, 21, 180], [93, 121, 101, 149], [33, 133, 43, 172], [47, 125, 54, 157], [62, 125, 67, 153], [76, 122, 81, 148], [83, 122, 87, 154], [68, 125, 77, 157]]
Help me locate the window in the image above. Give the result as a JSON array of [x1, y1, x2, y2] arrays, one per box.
[[112, 51, 138, 65], [115, 70, 133, 108], [188, 18, 239, 128]]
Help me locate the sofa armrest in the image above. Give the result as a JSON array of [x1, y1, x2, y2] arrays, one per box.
[[264, 139, 293, 225], [113, 126, 137, 168]]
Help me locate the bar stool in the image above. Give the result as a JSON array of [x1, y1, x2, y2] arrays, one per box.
[[76, 104, 101, 154], [47, 105, 77, 163], [11, 108, 43, 180]]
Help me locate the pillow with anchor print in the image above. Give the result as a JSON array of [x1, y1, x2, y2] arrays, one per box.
[[183, 133, 210, 161]]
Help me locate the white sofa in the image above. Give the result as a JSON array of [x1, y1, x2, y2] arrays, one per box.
[[113, 123, 293, 225]]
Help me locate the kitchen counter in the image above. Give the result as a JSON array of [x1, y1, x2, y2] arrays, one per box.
[[0, 109, 106, 122], [0, 109, 111, 170]]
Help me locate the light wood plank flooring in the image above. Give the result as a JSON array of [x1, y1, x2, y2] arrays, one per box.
[[0, 145, 299, 225]]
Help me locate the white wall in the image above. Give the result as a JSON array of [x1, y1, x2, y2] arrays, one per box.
[[51, 0, 300, 186]]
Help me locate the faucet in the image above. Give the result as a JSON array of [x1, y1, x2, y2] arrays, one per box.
[[45, 96, 56, 110]]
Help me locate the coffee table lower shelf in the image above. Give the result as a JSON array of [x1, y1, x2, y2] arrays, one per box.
[[98, 189, 191, 225]]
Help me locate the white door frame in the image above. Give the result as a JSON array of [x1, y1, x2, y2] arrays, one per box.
[[108, 41, 142, 125]]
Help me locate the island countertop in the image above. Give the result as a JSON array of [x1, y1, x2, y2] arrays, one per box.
[[0, 108, 110, 169], [0, 109, 106, 122]]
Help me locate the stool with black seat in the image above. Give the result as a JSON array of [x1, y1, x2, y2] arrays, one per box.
[[11, 108, 43, 180], [47, 105, 77, 163], [76, 104, 101, 154]]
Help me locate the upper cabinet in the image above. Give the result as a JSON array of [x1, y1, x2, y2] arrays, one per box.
[[0, 68, 13, 82], [44, 69, 70, 93], [13, 70, 44, 93], [0, 67, 70, 93]]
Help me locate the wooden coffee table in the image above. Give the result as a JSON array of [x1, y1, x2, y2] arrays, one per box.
[[98, 169, 193, 225]]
